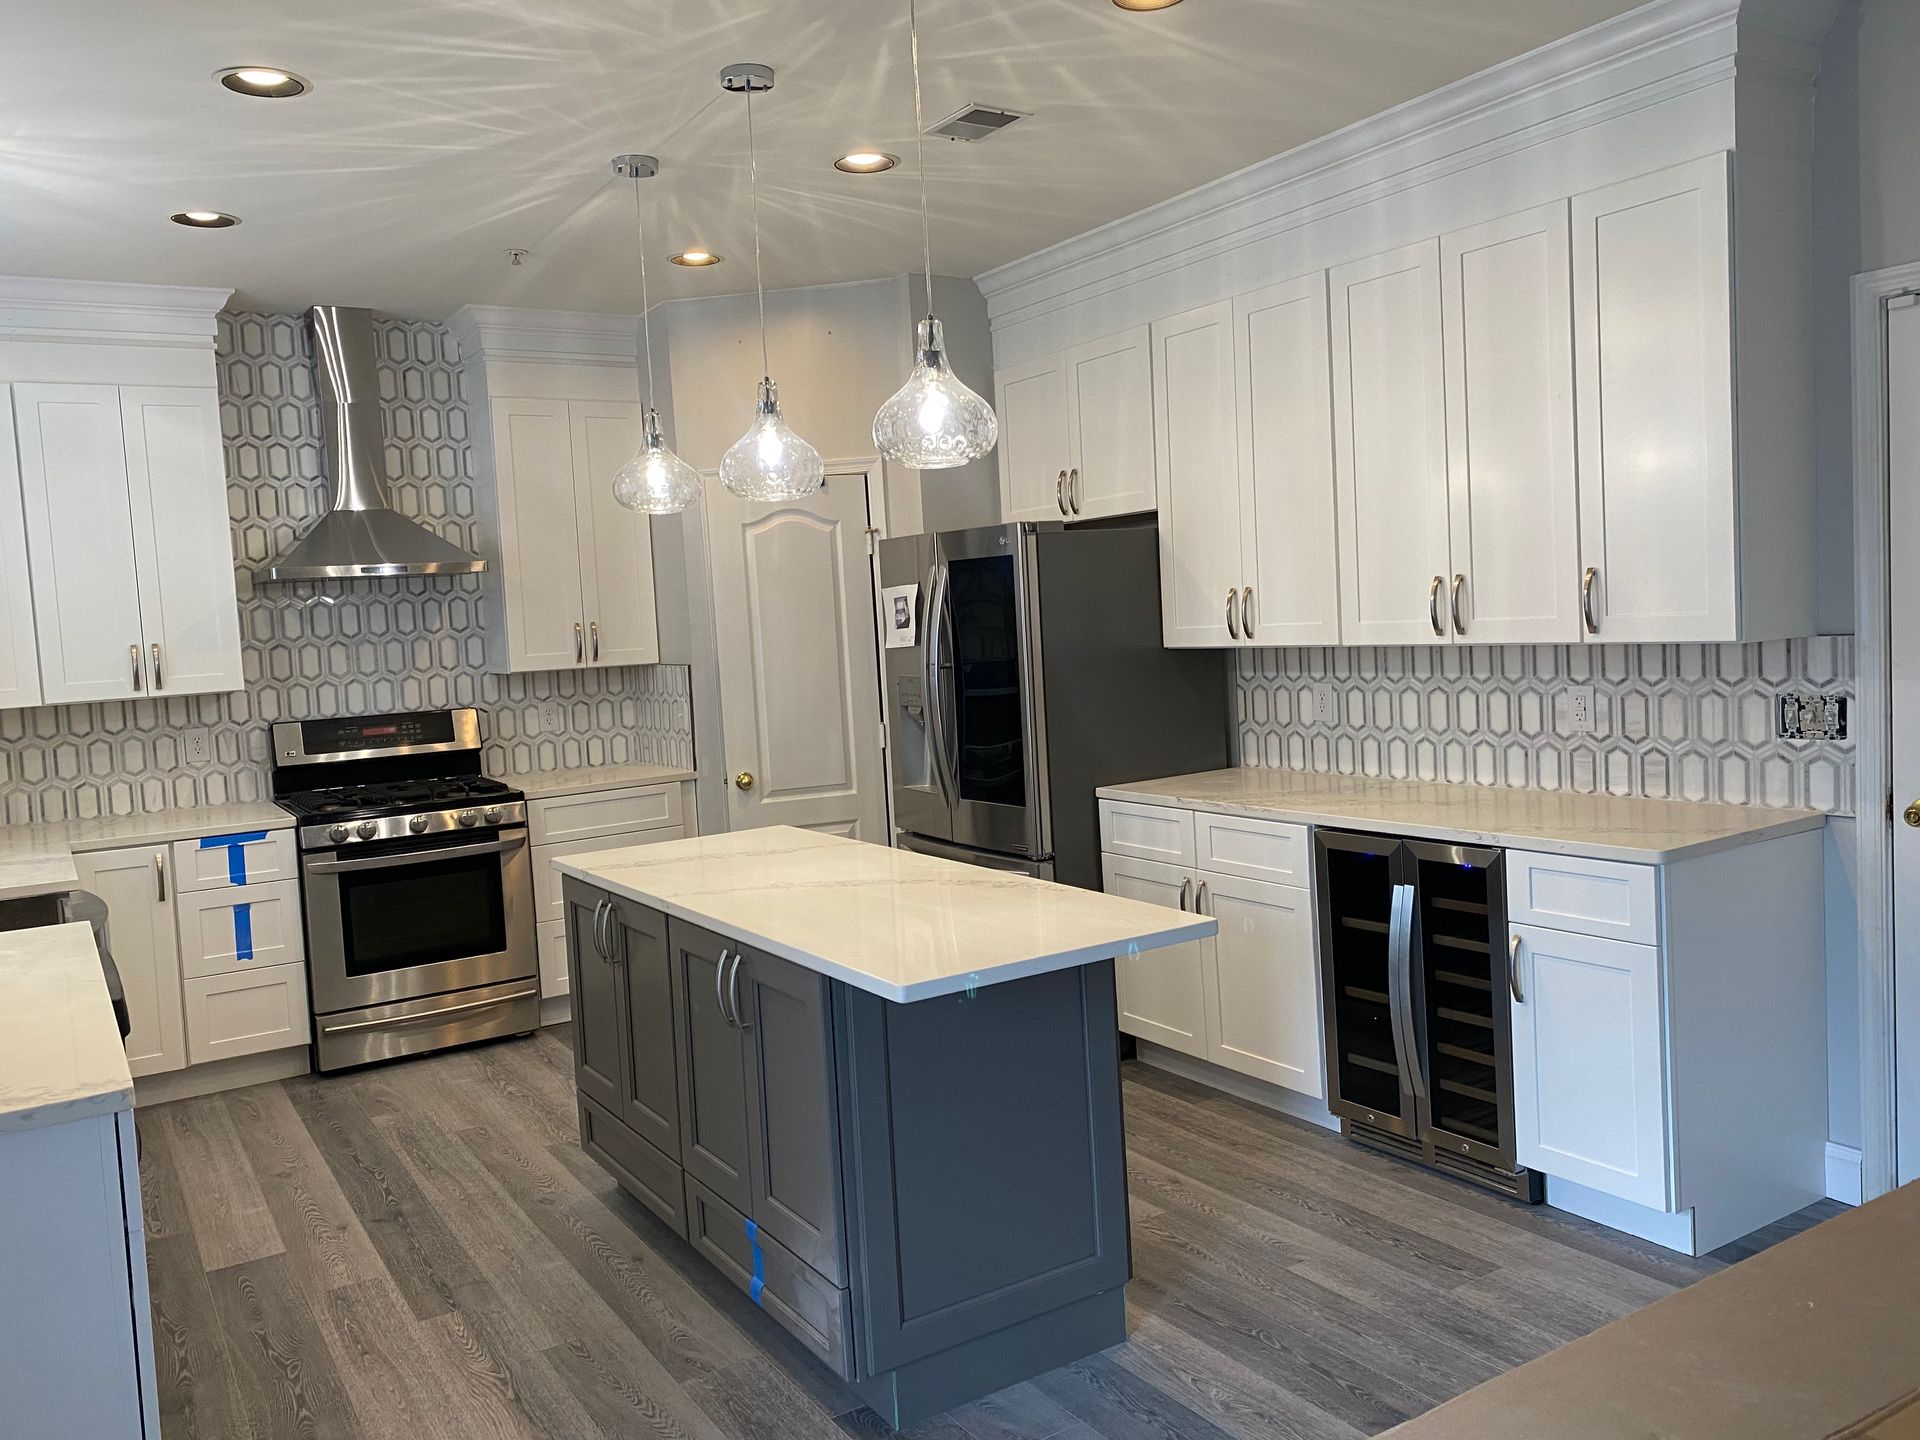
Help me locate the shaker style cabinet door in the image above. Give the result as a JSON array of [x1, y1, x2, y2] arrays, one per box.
[[1064, 326, 1156, 520], [1151, 301, 1243, 647], [669, 919, 754, 1215], [564, 881, 626, 1117], [1101, 854, 1207, 1059], [0, 390, 43, 709], [1200, 871, 1324, 1099], [569, 400, 660, 668], [609, 895, 680, 1160], [1439, 204, 1583, 644], [72, 845, 186, 1078], [1571, 154, 1737, 642], [995, 354, 1073, 522], [489, 396, 590, 671], [1330, 240, 1454, 646]]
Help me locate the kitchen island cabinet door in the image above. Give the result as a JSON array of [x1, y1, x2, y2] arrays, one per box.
[[669, 919, 754, 1215], [563, 879, 625, 1118], [610, 895, 680, 1161]]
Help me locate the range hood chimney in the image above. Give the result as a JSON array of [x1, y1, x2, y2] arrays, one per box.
[[259, 306, 486, 581]]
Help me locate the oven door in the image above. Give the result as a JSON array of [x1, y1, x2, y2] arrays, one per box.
[[302, 828, 537, 1015]]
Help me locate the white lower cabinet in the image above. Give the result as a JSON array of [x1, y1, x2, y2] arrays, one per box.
[[71, 845, 184, 1079], [1102, 856, 1209, 1058], [183, 966, 310, 1066], [1509, 923, 1669, 1210]]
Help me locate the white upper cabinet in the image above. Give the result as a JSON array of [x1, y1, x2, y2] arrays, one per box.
[[571, 401, 661, 668], [1439, 203, 1582, 644], [997, 326, 1154, 523], [489, 397, 584, 672], [13, 383, 239, 704], [1330, 240, 1453, 646], [1152, 302, 1242, 647], [0, 393, 37, 709]]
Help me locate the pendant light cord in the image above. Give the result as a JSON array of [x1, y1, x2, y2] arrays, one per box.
[[745, 82, 770, 379], [910, 0, 934, 320], [632, 177, 659, 413]]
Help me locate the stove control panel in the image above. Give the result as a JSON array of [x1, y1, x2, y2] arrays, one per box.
[[299, 801, 527, 851]]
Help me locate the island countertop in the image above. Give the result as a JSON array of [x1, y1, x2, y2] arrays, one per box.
[[555, 826, 1215, 1002], [0, 922, 134, 1137]]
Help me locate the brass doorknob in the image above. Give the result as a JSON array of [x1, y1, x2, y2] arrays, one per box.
[[1905, 801, 1920, 828], [735, 772, 755, 791]]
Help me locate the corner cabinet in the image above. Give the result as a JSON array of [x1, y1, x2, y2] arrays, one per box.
[[449, 307, 661, 675], [996, 326, 1154, 523]]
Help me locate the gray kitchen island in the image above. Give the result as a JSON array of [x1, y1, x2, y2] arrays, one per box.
[[555, 826, 1214, 1429]]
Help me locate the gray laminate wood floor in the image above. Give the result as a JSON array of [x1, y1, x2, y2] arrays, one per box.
[[137, 1026, 1841, 1440]]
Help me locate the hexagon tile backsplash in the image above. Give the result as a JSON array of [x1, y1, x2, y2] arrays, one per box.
[[1234, 637, 1856, 815], [0, 311, 693, 826]]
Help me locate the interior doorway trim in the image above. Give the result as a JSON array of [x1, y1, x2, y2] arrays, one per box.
[[1852, 259, 1920, 1199]]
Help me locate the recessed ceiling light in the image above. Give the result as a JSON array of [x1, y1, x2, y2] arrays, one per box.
[[670, 249, 722, 267], [835, 151, 899, 174], [215, 65, 311, 98], [1112, 0, 1182, 9], [171, 210, 240, 228]]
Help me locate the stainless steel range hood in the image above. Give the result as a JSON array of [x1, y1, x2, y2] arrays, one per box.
[[259, 305, 486, 581]]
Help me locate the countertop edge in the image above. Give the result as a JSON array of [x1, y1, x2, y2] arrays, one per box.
[[0, 1086, 135, 1139]]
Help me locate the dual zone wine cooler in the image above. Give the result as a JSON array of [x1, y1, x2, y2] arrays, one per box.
[[1313, 831, 1543, 1201]]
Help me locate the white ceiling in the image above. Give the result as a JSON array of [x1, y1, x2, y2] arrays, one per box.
[[0, 0, 1648, 319]]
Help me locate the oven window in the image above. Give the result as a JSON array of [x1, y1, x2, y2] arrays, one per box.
[[338, 848, 508, 977]]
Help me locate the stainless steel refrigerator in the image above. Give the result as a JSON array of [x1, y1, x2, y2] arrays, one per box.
[[879, 519, 1231, 889]]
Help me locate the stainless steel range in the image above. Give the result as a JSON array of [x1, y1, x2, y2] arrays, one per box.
[[271, 708, 538, 1071]]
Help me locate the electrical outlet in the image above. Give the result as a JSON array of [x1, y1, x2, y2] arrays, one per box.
[[1777, 691, 1848, 740], [1565, 686, 1597, 735], [540, 700, 565, 736], [1312, 682, 1337, 726], [183, 727, 211, 766]]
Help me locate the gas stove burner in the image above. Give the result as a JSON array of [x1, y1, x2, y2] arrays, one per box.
[[278, 774, 521, 823]]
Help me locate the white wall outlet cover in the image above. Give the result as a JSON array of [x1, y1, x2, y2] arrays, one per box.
[[183, 727, 212, 765], [1313, 682, 1337, 725], [540, 700, 565, 735], [1561, 685, 1598, 734]]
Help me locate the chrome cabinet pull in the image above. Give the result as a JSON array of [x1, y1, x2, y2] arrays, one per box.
[[151, 643, 164, 690], [1177, 877, 1191, 911], [154, 851, 167, 904], [1581, 566, 1600, 635], [715, 948, 733, 1026], [1195, 880, 1210, 915], [1055, 470, 1069, 516], [1450, 575, 1466, 636], [130, 644, 143, 693], [1429, 576, 1445, 637], [590, 620, 600, 662], [728, 953, 751, 1030], [1508, 933, 1525, 1003], [1069, 467, 1081, 515], [1226, 589, 1240, 641], [574, 622, 584, 663], [1241, 586, 1254, 641]]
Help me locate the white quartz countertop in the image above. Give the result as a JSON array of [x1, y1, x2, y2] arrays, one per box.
[[0, 922, 134, 1137], [0, 802, 293, 902], [556, 827, 1215, 1002], [503, 762, 697, 801], [1098, 770, 1825, 863]]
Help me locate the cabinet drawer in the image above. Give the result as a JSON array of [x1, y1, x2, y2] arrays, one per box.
[[1194, 811, 1308, 883], [176, 880, 304, 979], [1098, 800, 1195, 866], [1507, 851, 1659, 945], [169, 828, 296, 892], [183, 962, 310, 1065], [580, 1097, 686, 1238], [537, 918, 568, 1001], [529, 784, 683, 846], [534, 828, 685, 926], [685, 1176, 854, 1381]]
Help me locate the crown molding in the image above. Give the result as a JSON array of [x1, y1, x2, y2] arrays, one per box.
[[0, 275, 233, 346], [446, 304, 641, 368]]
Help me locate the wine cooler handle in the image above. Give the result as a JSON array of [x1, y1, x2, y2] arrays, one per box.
[[1386, 881, 1426, 1107]]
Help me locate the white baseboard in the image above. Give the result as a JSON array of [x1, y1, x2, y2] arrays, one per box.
[[1133, 1041, 1340, 1132], [133, 1047, 310, 1107], [1544, 1176, 1700, 1254], [1825, 1142, 1863, 1206]]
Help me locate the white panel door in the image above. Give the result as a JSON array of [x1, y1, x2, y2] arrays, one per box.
[[1235, 272, 1342, 647], [13, 384, 148, 703], [0, 389, 42, 709], [72, 845, 186, 1079], [1151, 302, 1242, 648], [1330, 240, 1453, 645], [995, 354, 1072, 522], [1066, 326, 1156, 519], [1440, 204, 1582, 644], [1572, 154, 1736, 642], [568, 400, 660, 667], [1887, 294, 1920, 1187], [1102, 854, 1207, 1059], [120, 387, 243, 697], [1510, 923, 1670, 1209], [1200, 872, 1324, 1097], [706, 470, 888, 839], [491, 396, 588, 671]]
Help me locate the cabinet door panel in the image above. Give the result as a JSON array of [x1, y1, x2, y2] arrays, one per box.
[[739, 947, 845, 1284], [0, 390, 41, 709], [569, 401, 660, 667], [1151, 302, 1242, 647], [1510, 924, 1670, 1209], [1330, 241, 1453, 645], [1067, 327, 1156, 519], [611, 896, 680, 1161], [1235, 273, 1342, 646], [1440, 205, 1581, 644], [1572, 154, 1736, 642], [995, 356, 1072, 522], [669, 919, 753, 1214], [121, 386, 242, 697], [564, 880, 624, 1116], [72, 845, 184, 1077], [1100, 854, 1206, 1058], [1201, 872, 1323, 1097], [13, 384, 147, 703], [490, 397, 587, 670]]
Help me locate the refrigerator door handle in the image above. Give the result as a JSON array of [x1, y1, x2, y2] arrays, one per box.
[[923, 561, 953, 808], [1386, 880, 1427, 1110]]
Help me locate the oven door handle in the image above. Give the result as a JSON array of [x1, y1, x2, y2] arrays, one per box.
[[305, 834, 528, 875], [318, 986, 540, 1034]]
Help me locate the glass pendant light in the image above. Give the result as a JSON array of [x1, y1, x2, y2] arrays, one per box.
[[872, 0, 998, 470], [718, 62, 824, 503], [610, 154, 702, 514]]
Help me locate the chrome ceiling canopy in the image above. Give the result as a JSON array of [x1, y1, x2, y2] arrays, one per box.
[[259, 305, 485, 581]]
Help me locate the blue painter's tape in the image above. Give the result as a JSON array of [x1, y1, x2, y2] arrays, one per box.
[[233, 902, 254, 963], [200, 830, 268, 886], [745, 1218, 765, 1305]]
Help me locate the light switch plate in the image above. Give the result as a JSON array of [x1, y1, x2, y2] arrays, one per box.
[[183, 727, 211, 765], [1777, 691, 1847, 740]]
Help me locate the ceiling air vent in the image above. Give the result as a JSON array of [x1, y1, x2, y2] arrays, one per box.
[[926, 104, 1028, 142]]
